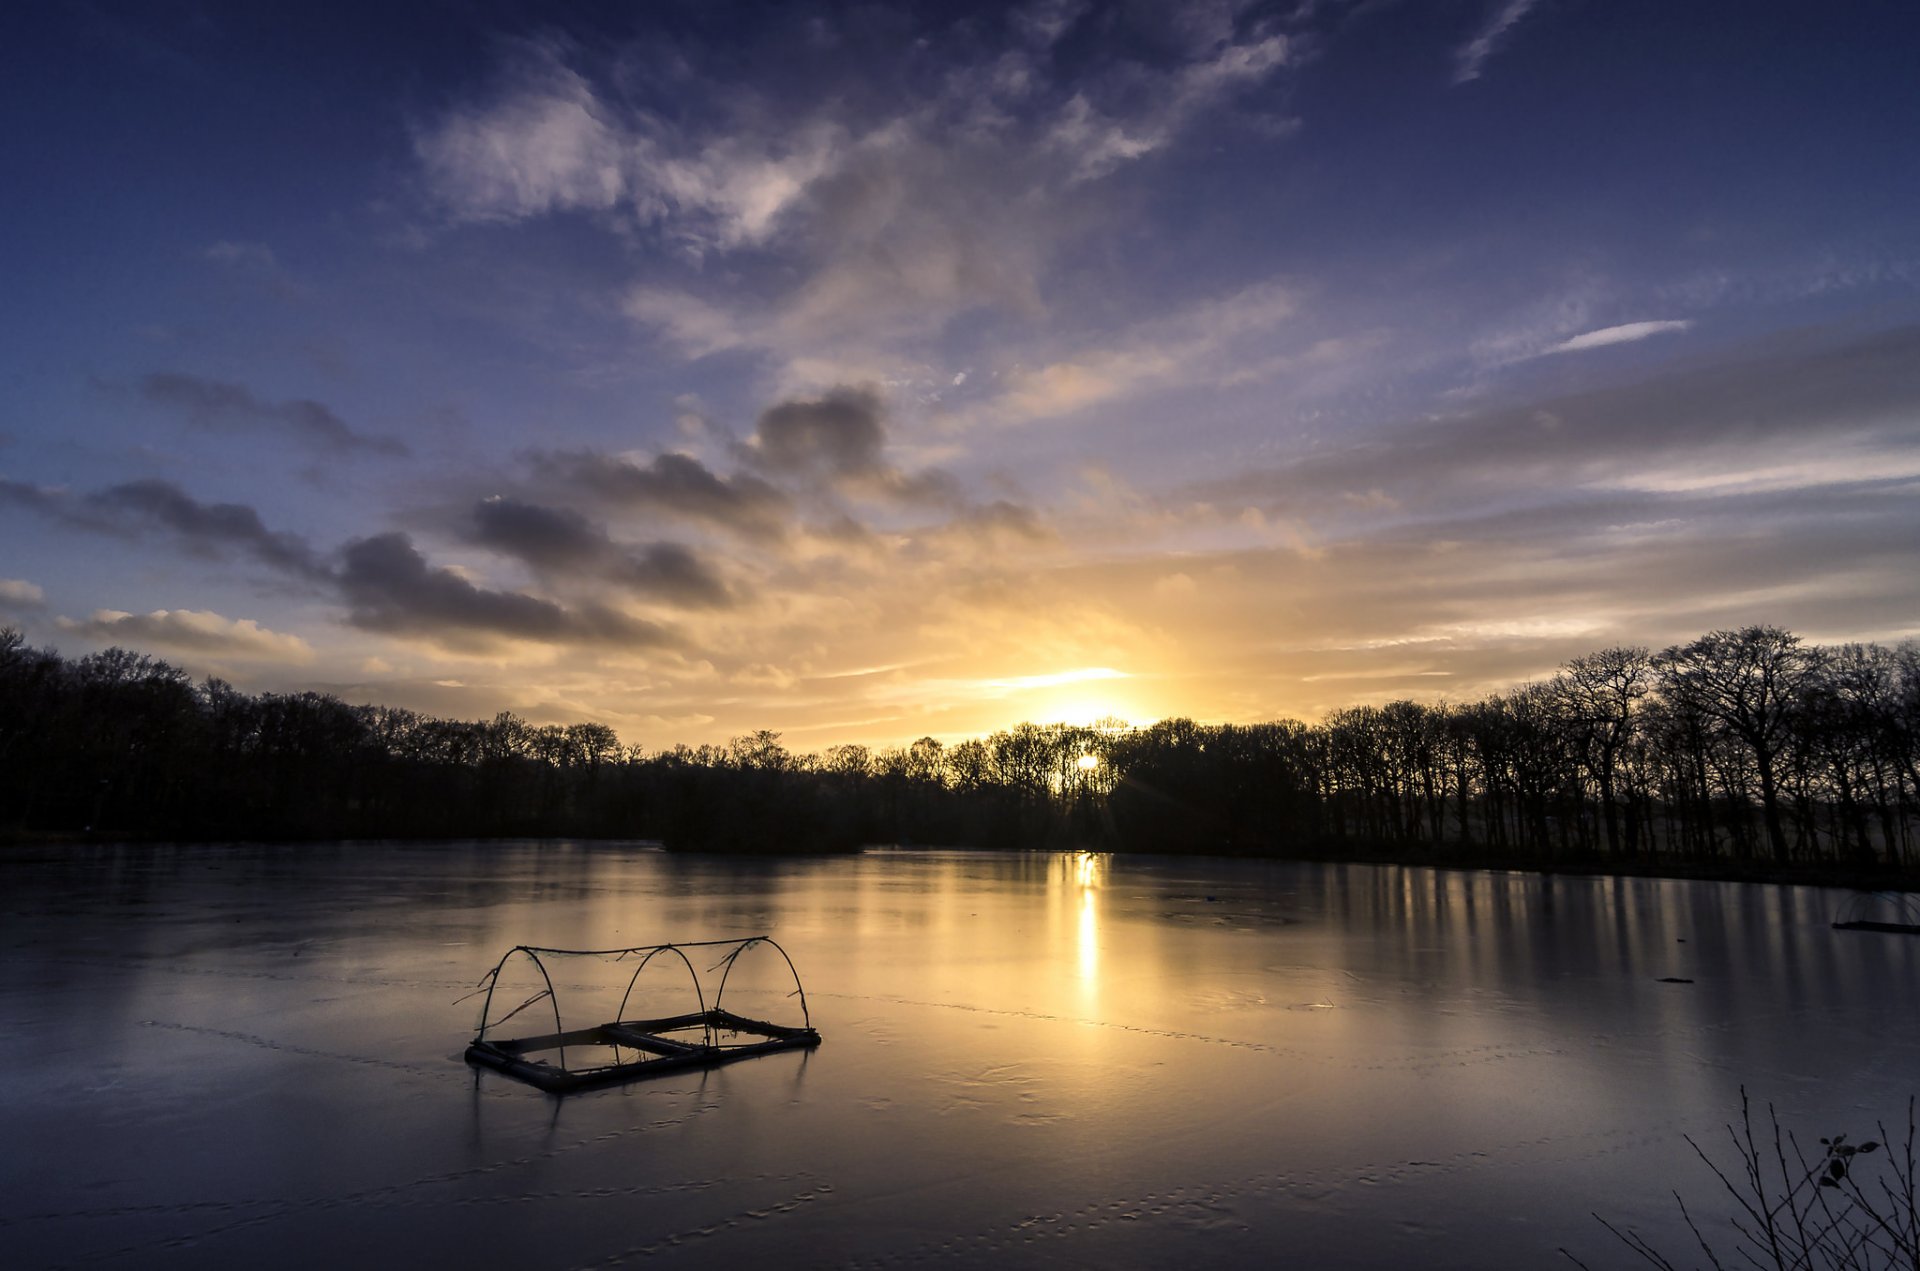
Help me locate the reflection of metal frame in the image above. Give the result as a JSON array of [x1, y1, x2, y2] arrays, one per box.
[[1832, 892, 1920, 936], [464, 937, 820, 1094]]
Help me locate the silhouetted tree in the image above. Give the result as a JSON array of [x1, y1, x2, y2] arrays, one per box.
[[1, 625, 1914, 875], [1658, 627, 1811, 864]]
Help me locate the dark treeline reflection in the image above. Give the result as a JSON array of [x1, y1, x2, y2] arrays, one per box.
[[3, 625, 1917, 873]]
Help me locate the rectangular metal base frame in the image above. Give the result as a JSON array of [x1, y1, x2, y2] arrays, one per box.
[[466, 1008, 820, 1093]]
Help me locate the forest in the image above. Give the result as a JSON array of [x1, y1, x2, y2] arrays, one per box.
[[2, 624, 1917, 879]]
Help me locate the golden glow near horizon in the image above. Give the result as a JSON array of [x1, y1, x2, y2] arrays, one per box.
[[987, 668, 1142, 730], [983, 667, 1129, 693]]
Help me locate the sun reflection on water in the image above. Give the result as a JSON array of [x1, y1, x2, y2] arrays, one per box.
[[1073, 851, 1106, 988]]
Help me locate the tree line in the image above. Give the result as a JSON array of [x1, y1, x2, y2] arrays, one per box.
[[2, 624, 1916, 876]]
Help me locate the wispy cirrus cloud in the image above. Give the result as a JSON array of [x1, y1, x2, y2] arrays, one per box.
[[1197, 325, 1920, 527], [1544, 320, 1694, 355], [418, 7, 1301, 385], [1047, 28, 1292, 180], [416, 37, 844, 253], [958, 280, 1299, 426], [1453, 0, 1545, 85]]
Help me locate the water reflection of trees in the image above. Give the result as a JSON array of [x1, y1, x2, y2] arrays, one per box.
[[2, 624, 1916, 874]]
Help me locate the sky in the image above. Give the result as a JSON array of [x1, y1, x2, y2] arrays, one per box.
[[3, 0, 1918, 749]]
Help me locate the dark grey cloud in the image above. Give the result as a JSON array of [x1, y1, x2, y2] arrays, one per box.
[[141, 372, 411, 457], [960, 499, 1049, 540], [749, 386, 885, 476], [469, 497, 734, 608], [2, 476, 329, 579], [92, 479, 332, 580], [470, 497, 606, 570], [0, 477, 64, 518], [743, 385, 969, 510], [616, 541, 733, 609], [338, 532, 672, 647], [528, 450, 790, 538], [5, 475, 681, 650]]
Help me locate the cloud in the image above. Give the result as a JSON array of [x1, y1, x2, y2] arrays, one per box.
[[337, 531, 675, 649], [469, 497, 613, 570], [972, 280, 1297, 424], [468, 497, 735, 607], [927, 499, 1053, 551], [1201, 324, 1920, 525], [1544, 320, 1694, 355], [8, 473, 702, 652], [89, 479, 332, 579], [415, 36, 841, 252], [414, 43, 632, 222], [60, 609, 314, 662], [423, 14, 1300, 377], [3, 477, 330, 580], [0, 578, 45, 609], [749, 386, 886, 476], [527, 450, 791, 538], [140, 372, 409, 457], [0, 477, 66, 517], [738, 385, 969, 510], [1048, 30, 1292, 180], [419, 17, 1289, 239], [622, 287, 764, 359], [1454, 0, 1543, 85]]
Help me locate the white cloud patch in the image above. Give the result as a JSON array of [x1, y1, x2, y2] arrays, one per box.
[[1545, 320, 1694, 355], [972, 280, 1297, 424], [60, 609, 315, 662], [1049, 29, 1290, 182], [421, 17, 1299, 383], [1453, 0, 1544, 85], [0, 578, 46, 609], [416, 37, 846, 254]]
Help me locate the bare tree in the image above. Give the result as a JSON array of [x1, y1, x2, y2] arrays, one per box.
[[1558, 647, 1654, 859], [1657, 627, 1811, 864]]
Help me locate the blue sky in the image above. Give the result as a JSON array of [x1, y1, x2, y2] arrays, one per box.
[[4, 0, 1918, 745]]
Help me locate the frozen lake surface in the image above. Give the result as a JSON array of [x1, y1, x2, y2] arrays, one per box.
[[3, 842, 1916, 1268]]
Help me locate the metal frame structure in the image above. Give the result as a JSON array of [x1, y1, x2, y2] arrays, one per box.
[[1832, 891, 1920, 935], [463, 936, 820, 1093]]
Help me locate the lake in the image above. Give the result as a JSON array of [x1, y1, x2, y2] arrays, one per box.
[[3, 842, 1916, 1268]]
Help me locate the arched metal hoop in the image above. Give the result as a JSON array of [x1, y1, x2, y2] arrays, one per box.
[[712, 937, 813, 1039], [615, 944, 707, 1025]]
